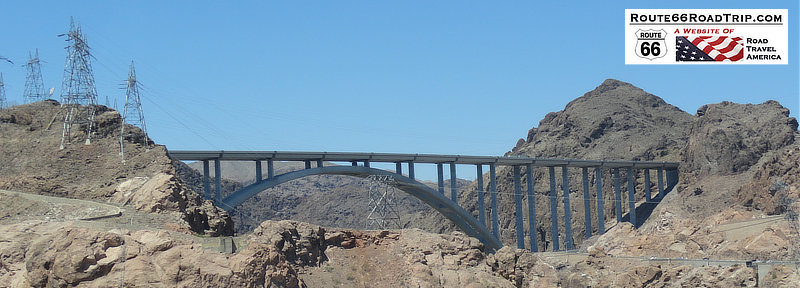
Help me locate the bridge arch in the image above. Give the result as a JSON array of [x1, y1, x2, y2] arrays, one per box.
[[219, 165, 503, 251]]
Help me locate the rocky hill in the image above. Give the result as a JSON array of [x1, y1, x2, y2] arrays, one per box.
[[0, 100, 233, 236]]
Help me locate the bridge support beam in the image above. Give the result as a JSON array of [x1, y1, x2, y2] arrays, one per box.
[[526, 164, 538, 252], [595, 167, 605, 233], [490, 164, 499, 240], [627, 167, 637, 227], [408, 162, 415, 180], [513, 166, 525, 249], [549, 167, 559, 251], [203, 160, 210, 199], [437, 163, 445, 195], [450, 163, 458, 203], [582, 167, 592, 239], [562, 166, 573, 250], [657, 168, 664, 199], [476, 165, 485, 227], [644, 169, 651, 202], [614, 168, 622, 223], [255, 160, 262, 182], [214, 159, 221, 203], [267, 159, 274, 179]]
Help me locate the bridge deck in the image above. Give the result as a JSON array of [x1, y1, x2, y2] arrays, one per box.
[[168, 150, 679, 169]]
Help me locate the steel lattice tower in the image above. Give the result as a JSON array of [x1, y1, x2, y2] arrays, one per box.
[[0, 73, 7, 110], [364, 175, 403, 230], [23, 49, 46, 103], [120, 61, 149, 160], [60, 18, 99, 149]]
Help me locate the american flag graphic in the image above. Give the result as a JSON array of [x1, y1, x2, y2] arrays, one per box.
[[675, 36, 744, 62]]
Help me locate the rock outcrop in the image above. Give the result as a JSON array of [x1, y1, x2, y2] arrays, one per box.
[[0, 100, 233, 236]]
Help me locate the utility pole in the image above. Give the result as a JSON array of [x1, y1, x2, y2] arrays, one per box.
[[0, 73, 6, 110], [23, 49, 45, 103], [59, 18, 99, 149], [120, 61, 149, 161]]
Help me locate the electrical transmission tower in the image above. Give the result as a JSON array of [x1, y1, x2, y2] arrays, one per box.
[[363, 175, 403, 230], [24, 49, 46, 103], [59, 18, 99, 149], [0, 73, 7, 110], [119, 61, 149, 161]]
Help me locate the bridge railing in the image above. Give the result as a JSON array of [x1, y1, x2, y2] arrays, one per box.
[[169, 150, 679, 252]]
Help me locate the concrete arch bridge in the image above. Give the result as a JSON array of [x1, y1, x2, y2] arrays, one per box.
[[169, 150, 679, 252]]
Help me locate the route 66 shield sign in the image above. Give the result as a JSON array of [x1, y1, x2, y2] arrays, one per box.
[[634, 29, 667, 60]]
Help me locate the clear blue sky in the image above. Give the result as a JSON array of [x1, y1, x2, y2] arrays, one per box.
[[1, 1, 797, 161]]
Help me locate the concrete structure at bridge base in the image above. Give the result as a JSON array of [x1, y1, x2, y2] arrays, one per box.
[[170, 150, 679, 253]]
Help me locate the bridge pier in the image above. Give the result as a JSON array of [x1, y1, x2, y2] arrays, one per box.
[[317, 159, 323, 168], [490, 164, 499, 240], [548, 167, 559, 251], [476, 165, 486, 228], [214, 159, 221, 203], [613, 168, 622, 223], [513, 166, 525, 249], [450, 163, 458, 203], [395, 162, 402, 175], [562, 166, 573, 250], [267, 159, 274, 179], [644, 169, 651, 202], [304, 160, 311, 169], [627, 167, 637, 227], [255, 160, 262, 182], [582, 167, 592, 239], [408, 162, 415, 180], [437, 163, 445, 195], [657, 168, 665, 198], [203, 160, 210, 199], [596, 167, 605, 233], [526, 164, 537, 252]]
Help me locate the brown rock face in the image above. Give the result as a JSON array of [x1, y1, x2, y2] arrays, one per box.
[[736, 144, 800, 215], [0, 100, 233, 236], [683, 100, 797, 177]]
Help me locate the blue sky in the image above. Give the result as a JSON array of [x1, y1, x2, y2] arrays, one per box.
[[1, 1, 797, 167]]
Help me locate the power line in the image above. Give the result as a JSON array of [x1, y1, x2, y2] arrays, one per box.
[[120, 61, 149, 162], [23, 49, 47, 103], [59, 17, 99, 149]]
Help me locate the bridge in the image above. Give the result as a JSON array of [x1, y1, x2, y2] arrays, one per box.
[[169, 150, 679, 252]]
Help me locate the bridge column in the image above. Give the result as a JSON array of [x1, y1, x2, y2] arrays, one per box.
[[304, 160, 311, 169], [450, 163, 458, 203], [627, 167, 637, 227], [613, 168, 622, 223], [316, 159, 323, 168], [395, 162, 402, 175], [549, 167, 559, 251], [595, 167, 605, 233], [582, 167, 592, 239], [203, 160, 210, 199], [490, 164, 499, 240], [476, 165, 486, 227], [267, 160, 274, 179], [657, 168, 664, 199], [363, 160, 370, 168], [351, 161, 358, 167], [437, 163, 445, 195], [408, 162, 415, 180], [644, 169, 651, 202], [513, 166, 525, 249], [562, 166, 574, 250], [526, 164, 538, 252], [214, 159, 221, 203], [255, 161, 262, 182]]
